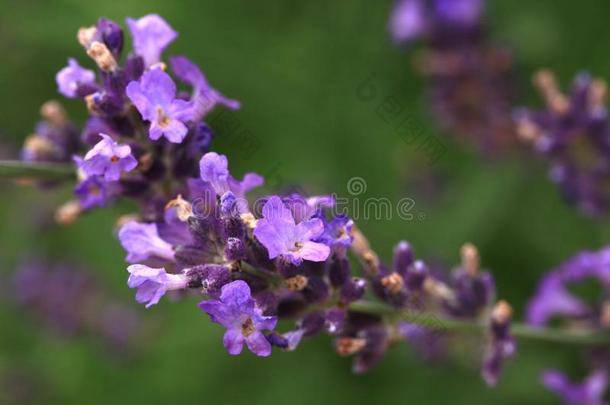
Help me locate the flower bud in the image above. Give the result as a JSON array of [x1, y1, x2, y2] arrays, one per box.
[[340, 277, 366, 304], [96, 18, 123, 58], [393, 241, 414, 277], [329, 254, 351, 288]]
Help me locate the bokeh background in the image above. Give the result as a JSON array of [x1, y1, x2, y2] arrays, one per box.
[[1, 0, 609, 403]]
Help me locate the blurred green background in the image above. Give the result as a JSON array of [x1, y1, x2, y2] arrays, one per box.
[[1, 0, 609, 403]]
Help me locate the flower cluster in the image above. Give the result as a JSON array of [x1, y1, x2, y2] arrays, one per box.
[[17, 11, 610, 399], [515, 70, 610, 217], [116, 147, 514, 381], [389, 0, 517, 153], [526, 246, 610, 404], [21, 14, 238, 222], [8, 259, 142, 352]]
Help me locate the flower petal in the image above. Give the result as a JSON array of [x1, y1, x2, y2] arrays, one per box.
[[223, 328, 245, 355], [245, 331, 272, 357]]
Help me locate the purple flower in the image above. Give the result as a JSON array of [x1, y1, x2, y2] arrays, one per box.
[[199, 280, 277, 356], [78, 134, 137, 181], [526, 246, 610, 327], [389, 0, 427, 44], [253, 196, 330, 265], [199, 152, 264, 199], [127, 264, 187, 308], [170, 56, 240, 120], [74, 175, 110, 209], [279, 194, 335, 224], [559, 246, 610, 288], [543, 370, 608, 405], [118, 221, 175, 263], [126, 14, 177, 67], [526, 273, 589, 326], [317, 215, 354, 251], [126, 68, 193, 143], [56, 58, 96, 98]]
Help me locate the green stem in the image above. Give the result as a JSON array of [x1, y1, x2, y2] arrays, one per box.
[[0, 160, 75, 180], [348, 300, 610, 346]]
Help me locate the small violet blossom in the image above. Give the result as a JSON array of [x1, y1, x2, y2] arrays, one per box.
[[170, 56, 240, 120], [199, 152, 264, 199], [118, 221, 175, 263], [199, 280, 277, 357], [254, 196, 331, 265], [126, 14, 177, 67], [56, 58, 96, 98], [317, 215, 354, 251], [127, 264, 187, 308], [526, 273, 589, 326], [126, 68, 193, 143], [78, 134, 137, 181], [74, 175, 110, 209]]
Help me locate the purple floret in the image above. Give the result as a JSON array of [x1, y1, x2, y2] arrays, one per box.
[[126, 68, 193, 143], [543, 370, 608, 405], [118, 221, 175, 263], [56, 58, 96, 98], [253, 196, 330, 266], [78, 134, 137, 181], [199, 280, 277, 357], [199, 152, 263, 202], [170, 55, 240, 120], [127, 264, 187, 308], [126, 14, 177, 68]]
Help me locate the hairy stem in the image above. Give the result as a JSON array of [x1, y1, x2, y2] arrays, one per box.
[[348, 300, 610, 346], [0, 160, 74, 180]]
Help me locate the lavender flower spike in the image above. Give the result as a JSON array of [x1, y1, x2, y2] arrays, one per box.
[[79, 134, 137, 181], [126, 68, 193, 143], [127, 264, 188, 308], [254, 196, 330, 265], [56, 58, 96, 98], [118, 221, 175, 263], [199, 280, 277, 357], [126, 14, 177, 67]]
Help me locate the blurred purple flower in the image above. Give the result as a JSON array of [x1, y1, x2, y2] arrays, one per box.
[[526, 273, 589, 326], [515, 71, 610, 216], [389, 0, 427, 43], [118, 221, 175, 263], [126, 14, 177, 67], [74, 175, 110, 209], [56, 58, 96, 98], [543, 370, 608, 405]]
